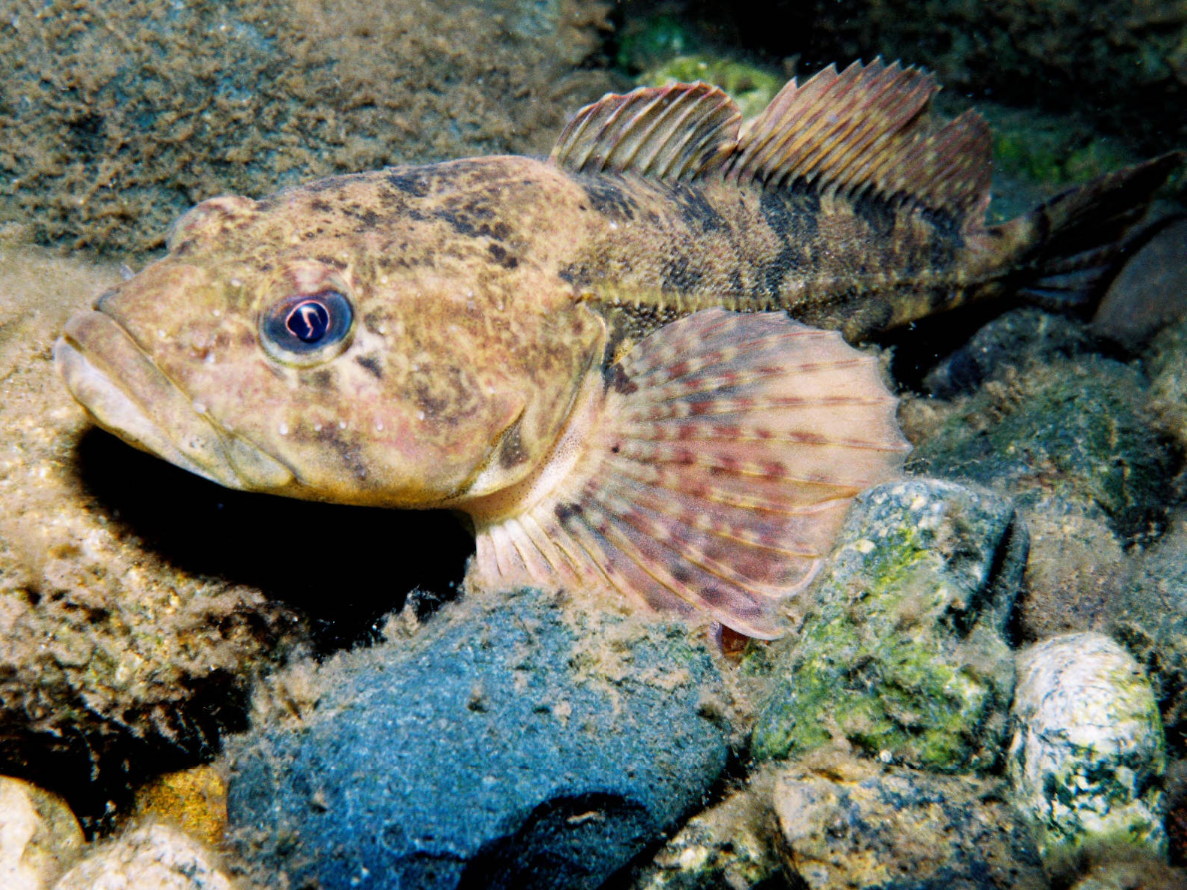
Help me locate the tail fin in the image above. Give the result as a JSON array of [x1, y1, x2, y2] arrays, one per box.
[[993, 152, 1183, 311]]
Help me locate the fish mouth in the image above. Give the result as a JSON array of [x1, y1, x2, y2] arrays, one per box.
[[55, 310, 296, 492]]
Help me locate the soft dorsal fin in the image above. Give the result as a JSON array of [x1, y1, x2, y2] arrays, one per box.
[[549, 82, 742, 180], [725, 58, 992, 225]]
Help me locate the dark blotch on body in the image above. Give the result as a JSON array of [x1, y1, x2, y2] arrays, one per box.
[[487, 243, 519, 269], [605, 364, 638, 395], [356, 354, 383, 379], [581, 178, 637, 222], [669, 183, 725, 233]]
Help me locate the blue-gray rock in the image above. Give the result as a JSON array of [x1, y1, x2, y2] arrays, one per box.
[[224, 587, 730, 890], [750, 478, 1025, 772]]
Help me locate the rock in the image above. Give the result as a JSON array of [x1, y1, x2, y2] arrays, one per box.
[[223, 587, 731, 890], [0, 0, 616, 253], [911, 354, 1173, 545], [0, 238, 310, 831], [131, 766, 228, 849], [1013, 500, 1128, 644], [1070, 860, 1187, 890], [1093, 220, 1187, 350], [0, 776, 84, 890], [630, 784, 786, 890], [1148, 317, 1187, 457], [771, 754, 1048, 890], [1008, 633, 1168, 876], [750, 478, 1024, 772], [923, 308, 1094, 399], [53, 822, 233, 890], [637, 55, 783, 117]]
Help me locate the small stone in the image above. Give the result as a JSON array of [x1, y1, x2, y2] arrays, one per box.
[[1008, 633, 1167, 876], [53, 822, 233, 890], [771, 754, 1048, 890], [751, 478, 1024, 772], [131, 765, 228, 848], [1092, 219, 1187, 349], [0, 776, 84, 890]]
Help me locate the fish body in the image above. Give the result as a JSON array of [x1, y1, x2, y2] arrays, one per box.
[[56, 60, 1180, 637]]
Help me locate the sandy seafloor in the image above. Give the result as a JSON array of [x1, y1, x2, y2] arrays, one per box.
[[2, 1, 1187, 888]]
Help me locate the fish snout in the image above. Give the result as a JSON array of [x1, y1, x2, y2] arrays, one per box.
[[55, 310, 295, 492]]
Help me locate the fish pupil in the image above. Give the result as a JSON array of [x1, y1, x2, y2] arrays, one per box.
[[286, 300, 331, 343]]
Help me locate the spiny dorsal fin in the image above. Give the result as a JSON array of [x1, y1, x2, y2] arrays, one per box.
[[467, 309, 910, 639], [549, 82, 742, 180], [725, 58, 992, 225]]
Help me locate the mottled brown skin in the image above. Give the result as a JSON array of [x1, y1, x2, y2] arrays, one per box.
[[56, 153, 1012, 510]]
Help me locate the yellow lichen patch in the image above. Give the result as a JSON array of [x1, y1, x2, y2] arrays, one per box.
[[131, 766, 228, 848]]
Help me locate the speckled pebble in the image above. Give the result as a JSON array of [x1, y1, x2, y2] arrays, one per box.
[[1008, 632, 1167, 874], [53, 823, 233, 890], [0, 776, 84, 890]]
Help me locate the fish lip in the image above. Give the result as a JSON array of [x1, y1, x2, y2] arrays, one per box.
[[54, 309, 296, 492]]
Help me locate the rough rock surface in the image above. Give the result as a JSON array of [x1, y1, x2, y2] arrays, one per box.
[[0, 776, 84, 890], [772, 754, 1048, 890], [53, 822, 234, 890], [1107, 514, 1187, 754], [1149, 316, 1187, 459], [0, 238, 314, 831], [911, 353, 1173, 545], [750, 478, 1025, 772], [223, 586, 731, 890], [0, 0, 616, 254], [629, 783, 787, 890], [1008, 633, 1168, 876]]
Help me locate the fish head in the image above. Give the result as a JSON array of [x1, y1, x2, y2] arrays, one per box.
[[55, 177, 606, 508]]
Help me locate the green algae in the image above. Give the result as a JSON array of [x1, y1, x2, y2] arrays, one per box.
[[751, 481, 1020, 772], [637, 55, 783, 118]]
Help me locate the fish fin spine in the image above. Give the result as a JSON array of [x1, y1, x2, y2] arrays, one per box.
[[551, 59, 992, 228], [550, 82, 742, 181]]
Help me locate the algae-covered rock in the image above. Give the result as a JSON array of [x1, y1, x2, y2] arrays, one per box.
[[1149, 315, 1187, 458], [224, 587, 730, 890], [637, 55, 782, 118], [912, 354, 1173, 544], [0, 0, 615, 254], [750, 478, 1025, 771], [772, 754, 1048, 890], [1008, 633, 1168, 875]]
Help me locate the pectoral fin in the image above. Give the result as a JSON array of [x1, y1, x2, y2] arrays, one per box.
[[467, 309, 909, 639]]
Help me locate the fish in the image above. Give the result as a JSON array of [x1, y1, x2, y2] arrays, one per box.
[[55, 59, 1181, 639]]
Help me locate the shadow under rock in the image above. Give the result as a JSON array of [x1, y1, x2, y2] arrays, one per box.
[[75, 427, 473, 654]]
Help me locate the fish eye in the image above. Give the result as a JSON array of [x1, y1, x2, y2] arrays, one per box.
[[260, 290, 354, 364]]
